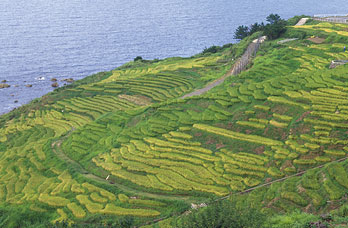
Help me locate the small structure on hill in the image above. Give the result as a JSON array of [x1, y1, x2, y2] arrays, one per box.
[[313, 14, 348, 24]]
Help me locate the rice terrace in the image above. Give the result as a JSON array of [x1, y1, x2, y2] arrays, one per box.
[[3, 15, 348, 227]]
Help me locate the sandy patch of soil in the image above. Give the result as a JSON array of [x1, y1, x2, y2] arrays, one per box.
[[307, 37, 325, 44]]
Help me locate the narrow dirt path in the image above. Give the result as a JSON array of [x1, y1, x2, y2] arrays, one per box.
[[51, 133, 194, 202], [181, 36, 266, 99]]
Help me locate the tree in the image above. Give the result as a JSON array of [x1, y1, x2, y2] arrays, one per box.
[[263, 19, 287, 40], [249, 22, 265, 34], [234, 25, 250, 40], [263, 14, 287, 40], [234, 13, 287, 41], [134, 56, 143, 62], [266, 13, 282, 24]]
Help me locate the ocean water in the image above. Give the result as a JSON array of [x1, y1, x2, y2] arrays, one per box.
[[1, 0, 348, 114]]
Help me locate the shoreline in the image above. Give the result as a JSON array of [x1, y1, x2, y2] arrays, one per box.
[[0, 45, 234, 117]]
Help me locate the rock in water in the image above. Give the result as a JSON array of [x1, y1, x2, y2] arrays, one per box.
[[62, 78, 74, 83], [25, 84, 33, 88], [51, 82, 59, 87], [0, 83, 10, 89], [51, 78, 57, 82]]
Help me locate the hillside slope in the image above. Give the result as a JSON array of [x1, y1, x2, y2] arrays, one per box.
[[2, 19, 348, 227]]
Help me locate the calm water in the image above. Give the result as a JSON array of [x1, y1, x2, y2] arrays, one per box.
[[1, 0, 348, 114]]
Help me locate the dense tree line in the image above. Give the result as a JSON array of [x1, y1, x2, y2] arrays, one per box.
[[234, 14, 287, 40]]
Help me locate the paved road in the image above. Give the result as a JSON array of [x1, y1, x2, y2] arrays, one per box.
[[296, 18, 309, 26], [181, 36, 266, 99]]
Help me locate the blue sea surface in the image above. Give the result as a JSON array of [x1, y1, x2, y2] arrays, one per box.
[[1, 0, 348, 114]]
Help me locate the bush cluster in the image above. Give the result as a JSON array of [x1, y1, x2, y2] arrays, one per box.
[[234, 14, 288, 40]]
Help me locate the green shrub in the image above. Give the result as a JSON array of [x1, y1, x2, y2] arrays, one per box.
[[305, 190, 325, 207], [134, 56, 143, 61], [273, 113, 292, 122], [67, 203, 86, 218], [327, 163, 348, 189], [193, 124, 284, 146], [293, 159, 316, 166], [323, 178, 345, 200], [254, 105, 270, 111], [237, 121, 266, 129], [301, 169, 320, 190], [265, 211, 318, 228], [175, 200, 265, 228], [101, 204, 160, 217], [324, 150, 346, 157], [281, 192, 308, 206], [333, 204, 348, 217], [38, 194, 70, 207], [315, 156, 331, 162], [267, 167, 284, 177], [202, 45, 222, 54]]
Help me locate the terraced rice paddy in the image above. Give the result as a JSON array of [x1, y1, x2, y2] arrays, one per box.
[[2, 21, 348, 226]]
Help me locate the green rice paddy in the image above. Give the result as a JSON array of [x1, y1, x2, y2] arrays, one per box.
[[2, 20, 348, 227]]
